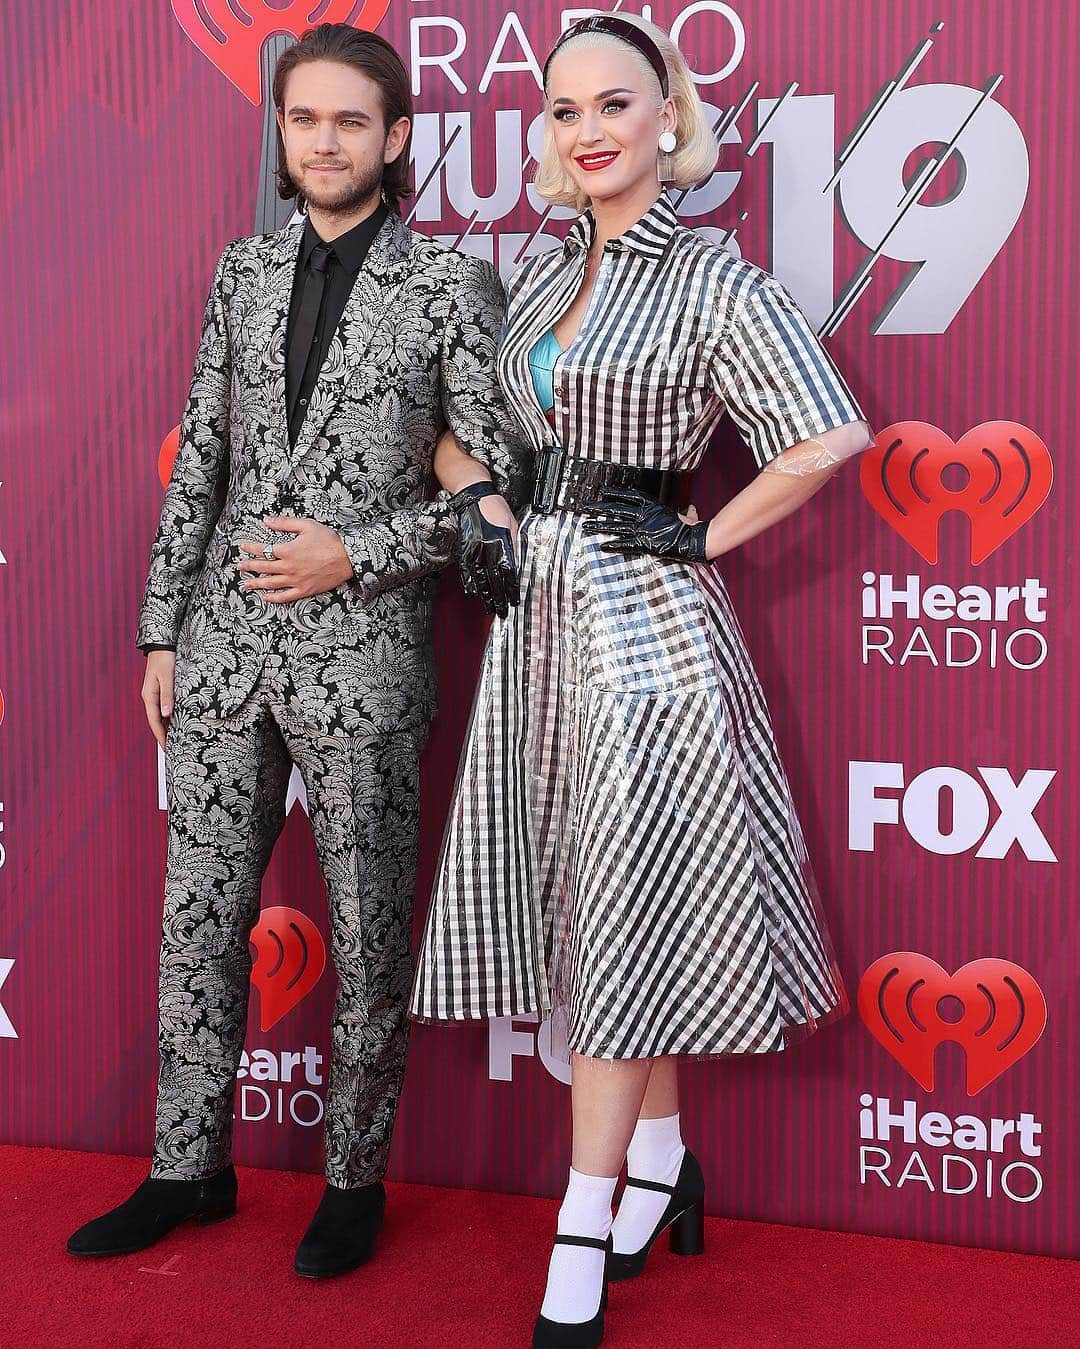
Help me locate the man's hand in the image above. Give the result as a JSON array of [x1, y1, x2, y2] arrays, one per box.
[[142, 650, 176, 749], [237, 516, 354, 603]]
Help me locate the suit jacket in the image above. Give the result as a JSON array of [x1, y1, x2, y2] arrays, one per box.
[[137, 213, 528, 736]]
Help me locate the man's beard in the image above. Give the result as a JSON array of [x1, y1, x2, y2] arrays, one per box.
[[299, 156, 386, 216]]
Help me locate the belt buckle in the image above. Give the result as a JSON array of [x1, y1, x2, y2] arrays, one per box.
[[532, 450, 561, 513]]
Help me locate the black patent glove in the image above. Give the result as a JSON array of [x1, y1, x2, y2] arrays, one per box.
[[581, 487, 710, 563], [450, 481, 520, 618]]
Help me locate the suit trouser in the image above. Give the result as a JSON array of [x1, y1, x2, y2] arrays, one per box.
[[150, 653, 423, 1188]]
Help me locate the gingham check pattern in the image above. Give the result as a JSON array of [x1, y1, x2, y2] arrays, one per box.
[[495, 193, 862, 472], [411, 195, 861, 1057]]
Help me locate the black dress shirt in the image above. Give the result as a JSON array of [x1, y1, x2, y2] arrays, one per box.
[[140, 205, 388, 655], [285, 204, 388, 447]]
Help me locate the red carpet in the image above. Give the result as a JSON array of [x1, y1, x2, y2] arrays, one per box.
[[5, 1145, 1078, 1348]]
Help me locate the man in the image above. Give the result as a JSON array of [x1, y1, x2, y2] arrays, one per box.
[[67, 23, 523, 1276]]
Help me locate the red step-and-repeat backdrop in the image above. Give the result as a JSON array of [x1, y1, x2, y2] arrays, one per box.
[[1, 1, 1076, 1259]]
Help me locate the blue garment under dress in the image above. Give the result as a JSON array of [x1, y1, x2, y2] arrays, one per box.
[[527, 328, 562, 422]]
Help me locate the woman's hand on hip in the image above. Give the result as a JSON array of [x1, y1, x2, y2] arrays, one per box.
[[582, 488, 710, 563]]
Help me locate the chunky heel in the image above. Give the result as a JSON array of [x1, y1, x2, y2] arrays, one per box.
[[195, 1202, 237, 1226], [668, 1200, 705, 1257], [608, 1149, 706, 1282]]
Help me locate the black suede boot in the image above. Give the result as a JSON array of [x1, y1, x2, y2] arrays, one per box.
[[294, 1181, 385, 1278], [66, 1166, 238, 1257]]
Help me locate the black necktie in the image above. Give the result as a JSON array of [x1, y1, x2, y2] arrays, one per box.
[[287, 242, 331, 430]]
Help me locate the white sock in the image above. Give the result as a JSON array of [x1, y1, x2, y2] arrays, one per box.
[[611, 1113, 685, 1255], [539, 1168, 617, 1324]]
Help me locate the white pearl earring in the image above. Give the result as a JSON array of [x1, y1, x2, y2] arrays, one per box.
[[657, 129, 677, 182]]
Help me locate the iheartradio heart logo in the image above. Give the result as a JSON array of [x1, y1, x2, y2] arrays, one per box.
[[250, 906, 327, 1031], [0, 687, 5, 729], [172, 0, 393, 105], [861, 421, 1053, 565], [858, 952, 1046, 1095]]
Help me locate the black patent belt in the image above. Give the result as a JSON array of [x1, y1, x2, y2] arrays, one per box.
[[531, 450, 692, 514]]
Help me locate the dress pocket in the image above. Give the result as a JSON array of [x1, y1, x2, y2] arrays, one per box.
[[576, 543, 718, 696]]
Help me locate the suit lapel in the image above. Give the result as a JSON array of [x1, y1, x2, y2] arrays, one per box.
[[253, 223, 304, 471], [279, 213, 413, 479]]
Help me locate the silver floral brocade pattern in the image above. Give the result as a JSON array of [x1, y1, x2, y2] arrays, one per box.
[[138, 213, 530, 732], [142, 214, 527, 1182], [153, 661, 424, 1185]]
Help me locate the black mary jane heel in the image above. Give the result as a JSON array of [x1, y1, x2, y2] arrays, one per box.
[[532, 1233, 612, 1349], [606, 1148, 706, 1282]]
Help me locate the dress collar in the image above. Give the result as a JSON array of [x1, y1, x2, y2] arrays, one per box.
[[563, 192, 680, 262]]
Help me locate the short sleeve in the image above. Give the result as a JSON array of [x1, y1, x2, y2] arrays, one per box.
[[712, 277, 866, 469]]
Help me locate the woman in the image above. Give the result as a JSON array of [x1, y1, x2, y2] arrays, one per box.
[[412, 15, 872, 1347]]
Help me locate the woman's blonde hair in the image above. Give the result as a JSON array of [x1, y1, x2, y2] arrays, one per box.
[[533, 14, 718, 212]]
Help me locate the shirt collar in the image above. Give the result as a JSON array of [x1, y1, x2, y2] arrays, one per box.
[[300, 202, 389, 274], [563, 192, 679, 262]]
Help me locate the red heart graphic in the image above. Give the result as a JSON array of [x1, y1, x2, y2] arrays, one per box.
[[172, 1, 393, 106], [861, 421, 1052, 564], [858, 952, 1047, 1095], [250, 906, 326, 1031], [157, 426, 180, 489]]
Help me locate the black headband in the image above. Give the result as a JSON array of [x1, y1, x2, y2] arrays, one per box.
[[543, 16, 671, 99]]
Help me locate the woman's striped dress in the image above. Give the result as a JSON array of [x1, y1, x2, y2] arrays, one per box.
[[410, 193, 865, 1059]]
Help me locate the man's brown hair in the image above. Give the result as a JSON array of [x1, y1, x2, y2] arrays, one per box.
[[273, 24, 414, 214]]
